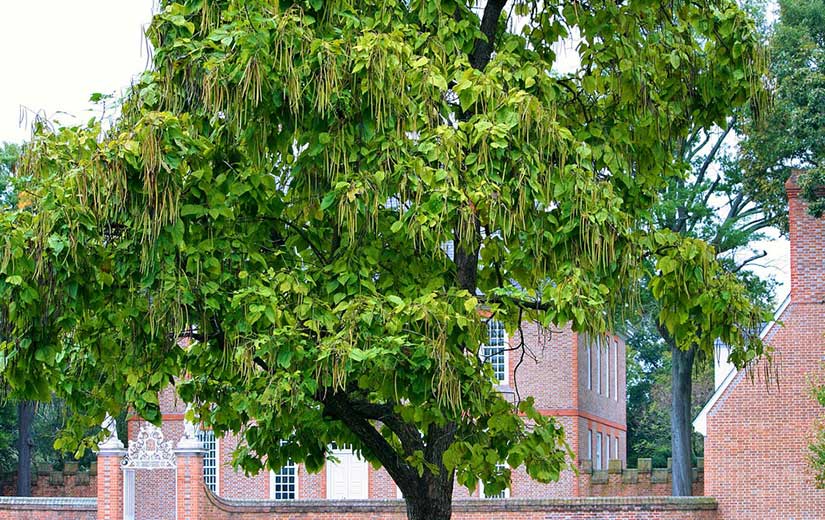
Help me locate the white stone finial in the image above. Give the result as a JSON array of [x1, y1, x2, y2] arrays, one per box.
[[98, 413, 124, 451], [177, 405, 204, 451]]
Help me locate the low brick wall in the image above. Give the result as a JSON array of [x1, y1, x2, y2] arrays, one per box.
[[0, 497, 96, 520], [0, 465, 97, 498], [205, 494, 718, 520], [578, 458, 704, 497]]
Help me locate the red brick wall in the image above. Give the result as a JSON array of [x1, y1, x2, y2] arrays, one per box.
[[578, 458, 704, 497], [0, 471, 96, 498], [201, 492, 718, 520], [0, 497, 96, 520], [218, 433, 269, 499], [704, 178, 825, 520]]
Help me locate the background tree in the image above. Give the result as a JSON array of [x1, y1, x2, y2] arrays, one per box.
[[1, 1, 768, 518], [623, 0, 784, 494], [740, 0, 825, 215], [0, 141, 36, 495]]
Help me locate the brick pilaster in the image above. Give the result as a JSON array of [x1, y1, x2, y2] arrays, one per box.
[[175, 444, 205, 520], [95, 448, 126, 520]]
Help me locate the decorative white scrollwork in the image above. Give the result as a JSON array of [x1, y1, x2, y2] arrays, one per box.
[[122, 423, 176, 469]]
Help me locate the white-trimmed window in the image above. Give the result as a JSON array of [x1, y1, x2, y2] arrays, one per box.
[[614, 338, 619, 401], [614, 437, 620, 461], [595, 338, 602, 395], [587, 429, 593, 461], [483, 320, 508, 384], [605, 339, 610, 399], [586, 338, 592, 390], [197, 429, 219, 494], [607, 434, 611, 459], [270, 461, 297, 500], [480, 463, 510, 499], [270, 440, 297, 500], [595, 432, 603, 470]]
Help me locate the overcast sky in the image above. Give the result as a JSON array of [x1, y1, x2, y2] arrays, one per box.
[[0, 1, 155, 142], [0, 1, 790, 301]]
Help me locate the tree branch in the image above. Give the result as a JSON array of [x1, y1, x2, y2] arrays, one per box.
[[733, 250, 768, 273], [318, 390, 420, 492], [469, 0, 508, 71]]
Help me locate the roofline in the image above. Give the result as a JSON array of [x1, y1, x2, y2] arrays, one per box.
[[693, 293, 791, 436]]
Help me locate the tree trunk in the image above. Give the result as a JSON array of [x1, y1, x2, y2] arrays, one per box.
[[403, 476, 454, 520], [670, 344, 696, 496], [16, 400, 35, 496]]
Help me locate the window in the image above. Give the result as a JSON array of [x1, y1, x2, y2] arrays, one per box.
[[586, 338, 592, 390], [587, 429, 592, 461], [270, 460, 297, 500], [480, 463, 510, 499], [483, 320, 507, 383], [605, 339, 610, 399], [197, 429, 218, 493], [614, 437, 620, 461], [607, 434, 611, 459], [595, 338, 602, 395], [595, 433, 603, 470], [612, 340, 617, 398]]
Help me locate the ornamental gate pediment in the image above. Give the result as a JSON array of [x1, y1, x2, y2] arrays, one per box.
[[122, 423, 176, 469]]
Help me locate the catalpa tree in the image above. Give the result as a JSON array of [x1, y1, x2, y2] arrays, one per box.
[[0, 1, 767, 518]]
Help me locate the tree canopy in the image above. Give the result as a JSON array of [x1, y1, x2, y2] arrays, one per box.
[[0, 1, 770, 518], [741, 0, 825, 217]]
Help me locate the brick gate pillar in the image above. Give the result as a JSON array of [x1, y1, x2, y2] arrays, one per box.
[[97, 415, 126, 520], [175, 423, 205, 520]]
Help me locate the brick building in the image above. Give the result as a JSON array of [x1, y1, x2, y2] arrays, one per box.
[[693, 172, 825, 520], [119, 322, 625, 518]]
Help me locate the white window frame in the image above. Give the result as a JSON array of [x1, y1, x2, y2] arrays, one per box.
[[586, 337, 592, 390], [479, 463, 510, 499], [197, 429, 220, 495], [615, 437, 619, 461], [587, 429, 592, 461], [614, 337, 619, 401], [595, 337, 602, 395], [482, 320, 508, 384], [605, 338, 610, 399], [595, 432, 603, 470], [607, 434, 611, 459], [269, 461, 298, 500]]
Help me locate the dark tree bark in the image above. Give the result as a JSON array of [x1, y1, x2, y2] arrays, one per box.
[[670, 344, 696, 496], [16, 400, 35, 496]]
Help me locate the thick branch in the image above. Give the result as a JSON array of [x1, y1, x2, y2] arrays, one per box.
[[319, 390, 420, 492], [468, 0, 508, 71]]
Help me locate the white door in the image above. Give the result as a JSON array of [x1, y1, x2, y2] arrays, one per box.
[[326, 445, 369, 499]]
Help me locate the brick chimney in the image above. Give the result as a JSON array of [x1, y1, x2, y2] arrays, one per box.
[[785, 170, 825, 304]]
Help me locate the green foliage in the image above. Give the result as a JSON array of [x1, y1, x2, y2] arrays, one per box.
[[0, 0, 770, 504], [740, 0, 825, 218], [810, 380, 825, 488], [0, 142, 20, 208]]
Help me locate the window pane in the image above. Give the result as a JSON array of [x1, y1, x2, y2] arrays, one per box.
[[196, 429, 218, 493]]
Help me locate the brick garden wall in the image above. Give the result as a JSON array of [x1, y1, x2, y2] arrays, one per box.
[[0, 467, 96, 498], [0, 497, 96, 520], [578, 457, 704, 497], [203, 494, 718, 520]]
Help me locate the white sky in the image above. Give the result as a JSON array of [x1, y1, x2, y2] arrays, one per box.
[[0, 1, 790, 301], [0, 1, 155, 143]]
